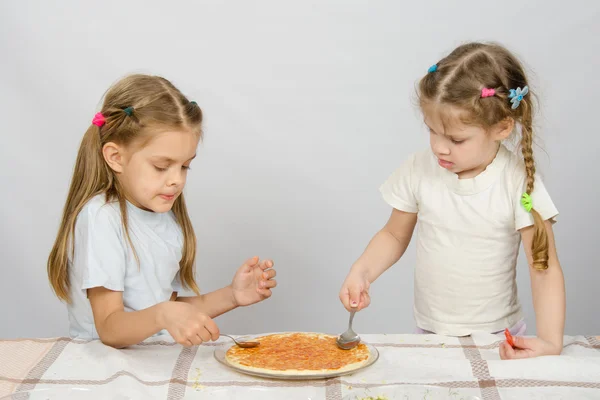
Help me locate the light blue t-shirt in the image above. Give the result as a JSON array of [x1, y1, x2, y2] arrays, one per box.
[[67, 194, 196, 339]]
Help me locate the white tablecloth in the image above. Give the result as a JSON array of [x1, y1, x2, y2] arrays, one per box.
[[1, 333, 599, 399]]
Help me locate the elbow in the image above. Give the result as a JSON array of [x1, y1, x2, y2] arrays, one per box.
[[97, 332, 128, 349], [94, 311, 131, 349], [96, 321, 130, 349]]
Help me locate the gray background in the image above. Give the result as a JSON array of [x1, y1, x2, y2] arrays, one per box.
[[1, 0, 598, 339]]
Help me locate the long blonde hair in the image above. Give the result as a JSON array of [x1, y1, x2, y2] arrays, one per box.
[[48, 74, 202, 302], [418, 42, 549, 270]]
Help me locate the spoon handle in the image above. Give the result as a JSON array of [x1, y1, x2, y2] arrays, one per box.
[[348, 311, 355, 330], [221, 334, 236, 343]]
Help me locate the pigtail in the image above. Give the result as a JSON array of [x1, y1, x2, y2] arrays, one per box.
[[47, 123, 112, 302], [103, 107, 141, 266], [519, 99, 549, 270], [47, 108, 139, 302]]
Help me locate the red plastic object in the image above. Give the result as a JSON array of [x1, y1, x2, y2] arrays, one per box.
[[504, 328, 515, 348]]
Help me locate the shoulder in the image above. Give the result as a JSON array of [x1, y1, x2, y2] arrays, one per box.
[[379, 148, 434, 213], [387, 148, 435, 178], [381, 148, 438, 192], [405, 148, 435, 169], [500, 146, 549, 191], [413, 148, 438, 176], [76, 194, 123, 233], [502, 147, 527, 181], [412, 148, 436, 166]]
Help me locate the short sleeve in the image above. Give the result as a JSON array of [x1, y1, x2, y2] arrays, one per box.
[[72, 203, 127, 292], [379, 153, 419, 213], [171, 270, 198, 297], [514, 172, 559, 231]]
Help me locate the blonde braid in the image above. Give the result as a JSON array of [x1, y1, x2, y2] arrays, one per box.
[[520, 99, 549, 270]]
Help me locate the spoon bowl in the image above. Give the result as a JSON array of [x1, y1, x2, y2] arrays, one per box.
[[336, 311, 360, 350], [221, 334, 260, 348]]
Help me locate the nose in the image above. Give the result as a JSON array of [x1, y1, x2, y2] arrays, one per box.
[[167, 168, 186, 187], [431, 134, 450, 156]]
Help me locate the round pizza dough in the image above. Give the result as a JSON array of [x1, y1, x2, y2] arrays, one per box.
[[224, 332, 372, 376]]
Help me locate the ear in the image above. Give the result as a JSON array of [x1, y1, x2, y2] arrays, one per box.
[[491, 117, 515, 141], [102, 142, 125, 173]]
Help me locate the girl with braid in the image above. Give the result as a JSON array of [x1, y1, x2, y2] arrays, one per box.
[[339, 42, 565, 359]]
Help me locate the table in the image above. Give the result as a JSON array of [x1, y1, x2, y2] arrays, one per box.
[[1, 333, 599, 399]]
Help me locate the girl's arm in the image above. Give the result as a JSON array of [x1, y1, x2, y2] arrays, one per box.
[[88, 287, 219, 349], [521, 220, 566, 351], [176, 287, 237, 318], [340, 208, 417, 311], [501, 220, 565, 359], [352, 209, 417, 282]]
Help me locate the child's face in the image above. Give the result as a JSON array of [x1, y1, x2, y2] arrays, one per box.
[[105, 129, 200, 213], [422, 103, 512, 179]]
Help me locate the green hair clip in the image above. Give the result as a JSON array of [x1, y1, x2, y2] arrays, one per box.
[[521, 193, 533, 212], [123, 106, 134, 116]]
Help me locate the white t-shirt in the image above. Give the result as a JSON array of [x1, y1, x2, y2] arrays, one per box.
[[380, 144, 558, 336], [67, 194, 196, 339]]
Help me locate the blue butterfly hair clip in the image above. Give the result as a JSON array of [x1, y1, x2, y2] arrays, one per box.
[[508, 86, 529, 109]]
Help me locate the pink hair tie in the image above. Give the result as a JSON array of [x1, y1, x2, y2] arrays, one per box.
[[481, 88, 495, 98], [92, 112, 106, 127]]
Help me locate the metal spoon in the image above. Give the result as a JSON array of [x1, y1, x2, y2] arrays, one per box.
[[336, 311, 361, 350], [221, 334, 260, 348]]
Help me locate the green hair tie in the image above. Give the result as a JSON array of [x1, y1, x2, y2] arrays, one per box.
[[190, 101, 197, 106], [521, 193, 533, 212], [123, 106, 134, 116]]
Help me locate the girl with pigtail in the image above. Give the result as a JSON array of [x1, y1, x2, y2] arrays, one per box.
[[47, 74, 278, 348], [340, 42, 565, 359]]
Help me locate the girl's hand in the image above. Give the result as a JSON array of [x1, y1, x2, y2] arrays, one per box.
[[158, 302, 220, 347], [230, 256, 277, 307], [500, 329, 562, 359], [339, 268, 371, 312]]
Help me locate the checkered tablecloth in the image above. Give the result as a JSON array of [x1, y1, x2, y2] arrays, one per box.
[[1, 333, 599, 399]]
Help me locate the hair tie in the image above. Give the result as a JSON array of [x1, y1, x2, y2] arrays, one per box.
[[123, 106, 134, 116], [190, 101, 197, 106], [427, 64, 438, 73], [521, 193, 533, 212], [508, 86, 529, 109], [92, 112, 105, 127], [481, 88, 495, 98]]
